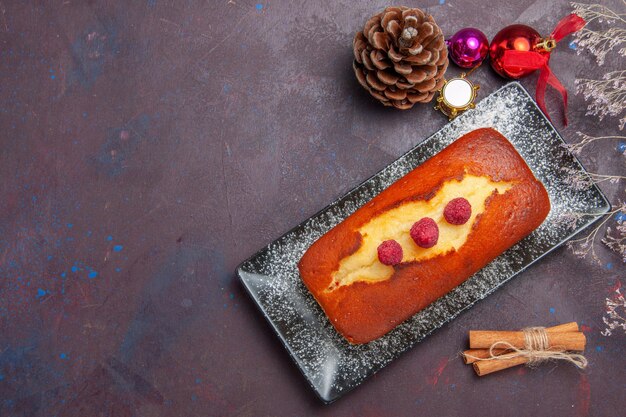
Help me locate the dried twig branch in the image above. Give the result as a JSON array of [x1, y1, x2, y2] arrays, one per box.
[[565, 203, 626, 262], [562, 132, 626, 155], [576, 71, 626, 129], [601, 284, 626, 337]]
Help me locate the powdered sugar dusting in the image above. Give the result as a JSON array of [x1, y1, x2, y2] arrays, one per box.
[[237, 82, 610, 403]]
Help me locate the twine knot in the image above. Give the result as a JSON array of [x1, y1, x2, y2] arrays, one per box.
[[484, 326, 588, 369]]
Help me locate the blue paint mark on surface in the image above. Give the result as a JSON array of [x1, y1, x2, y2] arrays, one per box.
[[88, 271, 98, 279], [94, 114, 152, 176], [195, 377, 202, 384], [36, 288, 46, 299], [595, 345, 603, 352], [617, 142, 626, 153], [147, 0, 157, 7], [50, 74, 55, 79], [229, 293, 234, 300], [568, 40, 577, 50], [255, 3, 263, 10], [549, 307, 555, 314], [450, 383, 456, 391], [191, 394, 197, 401], [70, 21, 119, 89], [60, 271, 67, 294], [606, 263, 613, 270], [107, 235, 113, 241], [115, 267, 121, 272], [66, 223, 73, 228], [223, 83, 232, 94], [59, 353, 68, 359], [47, 255, 53, 261], [117, 248, 213, 363], [113, 245, 123, 252], [82, 111, 88, 118], [439, 0, 445, 4], [0, 374, 4, 381], [71, 265, 78, 273], [615, 212, 626, 222], [210, 249, 228, 287], [86, 230, 92, 237]]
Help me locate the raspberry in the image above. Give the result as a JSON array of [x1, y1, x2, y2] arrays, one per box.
[[377, 239, 403, 266], [410, 217, 439, 248], [444, 197, 472, 225]]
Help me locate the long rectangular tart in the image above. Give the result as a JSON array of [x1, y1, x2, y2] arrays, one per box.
[[298, 128, 550, 344]]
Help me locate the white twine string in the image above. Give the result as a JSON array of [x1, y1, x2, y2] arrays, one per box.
[[468, 326, 588, 369]]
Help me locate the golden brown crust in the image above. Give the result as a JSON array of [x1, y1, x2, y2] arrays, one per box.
[[297, 128, 550, 344]]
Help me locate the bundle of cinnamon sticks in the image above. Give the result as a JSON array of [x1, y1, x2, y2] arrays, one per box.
[[462, 322, 586, 376]]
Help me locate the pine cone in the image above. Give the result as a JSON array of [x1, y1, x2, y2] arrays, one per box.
[[353, 6, 449, 109]]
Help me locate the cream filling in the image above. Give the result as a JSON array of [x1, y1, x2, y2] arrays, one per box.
[[327, 175, 514, 291]]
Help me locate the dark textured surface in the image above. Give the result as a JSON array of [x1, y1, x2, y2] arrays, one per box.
[[0, 1, 624, 416]]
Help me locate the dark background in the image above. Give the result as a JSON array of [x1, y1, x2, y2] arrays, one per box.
[[1, 1, 624, 416]]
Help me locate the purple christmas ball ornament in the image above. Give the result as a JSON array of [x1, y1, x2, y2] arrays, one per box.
[[446, 28, 489, 69]]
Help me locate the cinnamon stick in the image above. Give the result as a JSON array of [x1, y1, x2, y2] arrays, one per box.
[[473, 355, 529, 376], [469, 322, 586, 376], [462, 322, 580, 364], [469, 330, 585, 351]]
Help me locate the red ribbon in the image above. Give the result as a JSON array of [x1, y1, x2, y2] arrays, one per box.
[[501, 14, 586, 125]]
